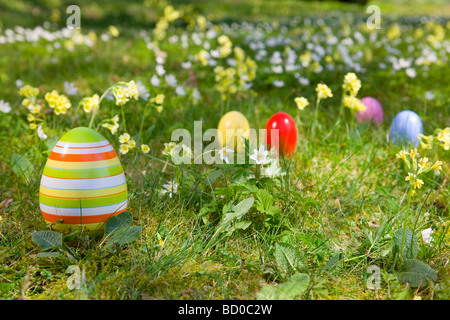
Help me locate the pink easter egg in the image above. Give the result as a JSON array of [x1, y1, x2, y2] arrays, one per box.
[[356, 97, 383, 124]]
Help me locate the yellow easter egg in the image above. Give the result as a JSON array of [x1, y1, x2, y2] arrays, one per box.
[[217, 111, 250, 152]]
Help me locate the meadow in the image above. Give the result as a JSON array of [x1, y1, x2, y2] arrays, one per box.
[[0, 0, 449, 300]]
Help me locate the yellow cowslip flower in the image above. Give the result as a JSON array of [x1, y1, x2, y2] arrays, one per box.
[[126, 81, 139, 100], [82, 94, 99, 113], [418, 134, 433, 149], [119, 133, 130, 144], [127, 139, 136, 149], [342, 72, 361, 97], [413, 179, 424, 189], [112, 86, 129, 106], [19, 85, 39, 99], [29, 103, 41, 114], [295, 97, 309, 110], [156, 105, 163, 113], [431, 160, 443, 171], [27, 113, 36, 122], [418, 157, 430, 169], [141, 144, 150, 153], [45, 91, 71, 115], [218, 35, 230, 45], [119, 144, 129, 155], [343, 96, 365, 113], [234, 47, 245, 61], [29, 123, 37, 130], [109, 26, 119, 37], [162, 142, 176, 156], [155, 94, 165, 105], [316, 83, 333, 100], [409, 148, 419, 158], [405, 172, 416, 181], [396, 150, 407, 161]]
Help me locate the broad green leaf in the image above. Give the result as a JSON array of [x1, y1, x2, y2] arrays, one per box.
[[218, 197, 254, 229], [275, 242, 308, 274], [105, 211, 133, 235], [11, 153, 34, 183], [319, 253, 343, 274], [105, 226, 142, 250], [399, 259, 438, 287], [224, 221, 251, 237], [393, 229, 418, 259], [32, 231, 62, 251], [37, 252, 61, 258], [256, 273, 310, 300]]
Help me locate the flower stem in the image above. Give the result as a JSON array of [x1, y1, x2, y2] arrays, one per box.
[[399, 186, 412, 265], [88, 86, 113, 129]]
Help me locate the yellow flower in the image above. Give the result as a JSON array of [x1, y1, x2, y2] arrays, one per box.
[[155, 94, 165, 105], [119, 133, 130, 144], [418, 157, 430, 169], [342, 72, 361, 96], [162, 142, 176, 156], [431, 160, 442, 171], [316, 83, 333, 100], [405, 172, 416, 181], [295, 97, 309, 111], [413, 179, 424, 189], [82, 94, 99, 113], [127, 139, 136, 149], [108, 26, 119, 37], [126, 81, 139, 100], [409, 148, 419, 158], [396, 150, 407, 161], [156, 105, 163, 113], [19, 85, 39, 99], [119, 144, 129, 155], [141, 144, 150, 153], [27, 114, 36, 122], [29, 123, 37, 130]]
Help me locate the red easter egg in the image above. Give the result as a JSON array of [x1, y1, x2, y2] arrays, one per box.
[[264, 112, 298, 158]]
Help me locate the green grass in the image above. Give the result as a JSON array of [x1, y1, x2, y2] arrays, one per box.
[[0, 0, 449, 300]]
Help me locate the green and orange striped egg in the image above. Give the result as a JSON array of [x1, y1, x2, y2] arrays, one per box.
[[39, 127, 127, 233]]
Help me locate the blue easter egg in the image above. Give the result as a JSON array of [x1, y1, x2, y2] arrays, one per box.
[[390, 110, 423, 146]]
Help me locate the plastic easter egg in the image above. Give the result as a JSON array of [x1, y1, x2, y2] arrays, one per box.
[[264, 112, 298, 158], [218, 111, 250, 152], [39, 127, 127, 234], [357, 97, 383, 124], [390, 110, 423, 146]]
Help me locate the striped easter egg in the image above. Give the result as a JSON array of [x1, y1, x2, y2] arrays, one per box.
[[39, 127, 127, 233]]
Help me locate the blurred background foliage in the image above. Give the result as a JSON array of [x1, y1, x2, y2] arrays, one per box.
[[0, 0, 449, 30]]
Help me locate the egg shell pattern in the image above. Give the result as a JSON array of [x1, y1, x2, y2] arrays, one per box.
[[39, 127, 127, 232]]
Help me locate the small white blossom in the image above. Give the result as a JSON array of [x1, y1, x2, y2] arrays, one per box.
[[37, 125, 48, 140], [218, 147, 234, 164], [421, 228, 434, 244], [250, 145, 269, 165], [151, 75, 160, 87], [161, 181, 178, 198], [165, 74, 177, 87], [0, 100, 11, 113], [64, 81, 78, 96]]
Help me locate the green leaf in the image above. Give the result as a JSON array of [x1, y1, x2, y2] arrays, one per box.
[[105, 211, 133, 236], [105, 226, 142, 250], [224, 221, 251, 237], [37, 252, 61, 258], [32, 231, 62, 251], [218, 197, 254, 229], [399, 259, 438, 287], [319, 253, 343, 274], [275, 242, 308, 275], [256, 273, 310, 300], [11, 153, 34, 183], [45, 136, 58, 151], [393, 228, 418, 259]]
